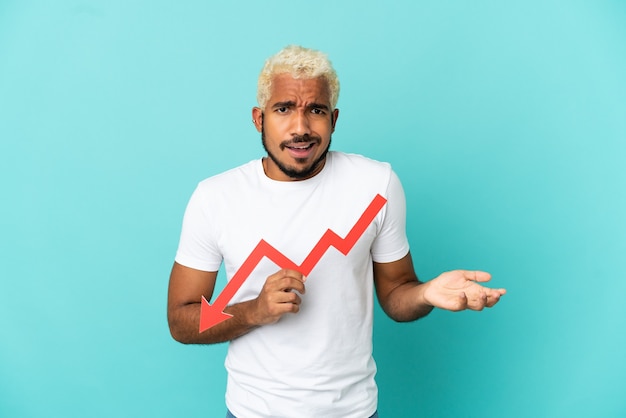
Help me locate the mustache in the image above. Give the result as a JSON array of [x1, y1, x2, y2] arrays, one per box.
[[279, 134, 321, 149]]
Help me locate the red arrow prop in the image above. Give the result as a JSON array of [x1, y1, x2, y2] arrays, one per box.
[[199, 193, 388, 332]]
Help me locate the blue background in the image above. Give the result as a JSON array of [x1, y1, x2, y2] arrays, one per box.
[[1, 1, 625, 417]]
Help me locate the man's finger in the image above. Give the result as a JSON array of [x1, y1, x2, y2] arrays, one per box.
[[464, 270, 492, 283], [278, 277, 306, 294], [280, 269, 306, 282], [282, 291, 302, 306], [267, 270, 306, 293], [485, 289, 506, 307]]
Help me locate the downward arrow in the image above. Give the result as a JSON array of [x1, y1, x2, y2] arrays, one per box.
[[199, 194, 387, 332], [199, 296, 232, 331]]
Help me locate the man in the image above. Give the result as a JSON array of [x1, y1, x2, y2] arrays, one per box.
[[167, 45, 506, 418]]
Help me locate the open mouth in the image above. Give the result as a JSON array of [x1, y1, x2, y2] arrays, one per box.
[[285, 143, 315, 151], [283, 142, 317, 159]]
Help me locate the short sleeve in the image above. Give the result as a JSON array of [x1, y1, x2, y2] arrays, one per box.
[[174, 185, 223, 272], [370, 170, 410, 263]]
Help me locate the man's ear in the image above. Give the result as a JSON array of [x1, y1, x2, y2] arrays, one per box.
[[331, 108, 339, 133], [252, 107, 263, 132]]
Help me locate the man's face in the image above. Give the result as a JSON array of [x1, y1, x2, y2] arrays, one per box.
[[252, 74, 339, 181]]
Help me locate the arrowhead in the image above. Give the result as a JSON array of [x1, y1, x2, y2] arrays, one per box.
[[199, 296, 233, 332]]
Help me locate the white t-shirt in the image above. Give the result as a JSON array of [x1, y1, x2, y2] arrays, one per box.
[[175, 151, 410, 418]]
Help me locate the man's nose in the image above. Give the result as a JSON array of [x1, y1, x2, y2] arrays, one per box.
[[291, 112, 311, 136]]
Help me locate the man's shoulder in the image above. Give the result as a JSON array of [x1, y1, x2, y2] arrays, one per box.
[[329, 151, 392, 173], [196, 159, 260, 189]]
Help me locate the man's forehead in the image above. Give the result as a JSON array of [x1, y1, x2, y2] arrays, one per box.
[[269, 74, 331, 102]]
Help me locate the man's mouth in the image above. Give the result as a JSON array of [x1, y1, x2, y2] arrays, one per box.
[[284, 143, 315, 151], [282, 140, 318, 159]]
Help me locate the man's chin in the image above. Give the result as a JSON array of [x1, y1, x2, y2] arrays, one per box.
[[280, 158, 325, 180], [284, 166, 318, 180]]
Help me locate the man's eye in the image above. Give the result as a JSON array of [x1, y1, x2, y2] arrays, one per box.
[[311, 108, 325, 115], [276, 107, 288, 113]]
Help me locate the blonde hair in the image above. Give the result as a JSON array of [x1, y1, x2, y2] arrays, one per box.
[[257, 45, 340, 110]]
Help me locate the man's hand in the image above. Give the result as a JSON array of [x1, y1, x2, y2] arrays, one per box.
[[422, 270, 506, 311], [374, 254, 506, 322], [168, 264, 307, 344], [246, 269, 306, 326]]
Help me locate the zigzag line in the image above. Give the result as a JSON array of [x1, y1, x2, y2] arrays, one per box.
[[200, 193, 387, 331]]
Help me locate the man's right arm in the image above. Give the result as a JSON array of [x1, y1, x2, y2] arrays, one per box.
[[167, 262, 305, 344]]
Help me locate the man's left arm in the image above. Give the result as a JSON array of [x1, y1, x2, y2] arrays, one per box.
[[373, 251, 506, 322]]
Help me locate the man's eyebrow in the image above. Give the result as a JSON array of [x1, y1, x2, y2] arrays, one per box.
[[270, 101, 330, 110], [307, 103, 330, 111], [271, 101, 296, 109]]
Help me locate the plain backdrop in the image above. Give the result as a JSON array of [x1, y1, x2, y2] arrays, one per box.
[[1, 1, 625, 417]]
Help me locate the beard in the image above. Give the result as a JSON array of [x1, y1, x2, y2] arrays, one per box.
[[261, 124, 331, 180]]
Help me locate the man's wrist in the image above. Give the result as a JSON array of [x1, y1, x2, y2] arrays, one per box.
[[415, 280, 434, 308], [225, 300, 260, 329]]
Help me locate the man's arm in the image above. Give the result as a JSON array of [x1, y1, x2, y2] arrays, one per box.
[[373, 252, 506, 322], [167, 262, 306, 344]]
